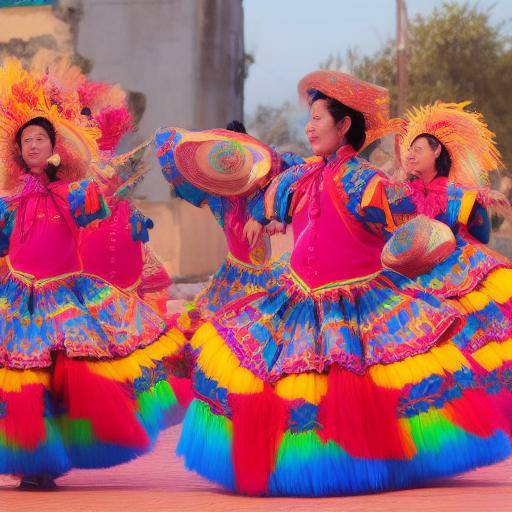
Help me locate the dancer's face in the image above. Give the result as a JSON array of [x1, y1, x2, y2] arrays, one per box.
[[305, 99, 350, 157], [407, 136, 440, 183], [19, 125, 53, 174]]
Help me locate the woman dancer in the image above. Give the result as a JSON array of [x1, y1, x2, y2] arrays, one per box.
[[175, 70, 511, 496], [0, 58, 186, 490]]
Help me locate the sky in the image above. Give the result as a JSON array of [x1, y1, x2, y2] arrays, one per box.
[[243, 0, 512, 114]]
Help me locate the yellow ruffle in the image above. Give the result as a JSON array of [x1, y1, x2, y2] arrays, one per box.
[[0, 366, 51, 392], [275, 372, 328, 405], [457, 268, 512, 313], [191, 322, 264, 394], [369, 343, 469, 389], [471, 338, 512, 371], [87, 327, 187, 382], [479, 268, 512, 304]]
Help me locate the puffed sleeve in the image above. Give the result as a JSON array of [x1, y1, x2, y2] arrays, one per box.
[[68, 180, 110, 227]]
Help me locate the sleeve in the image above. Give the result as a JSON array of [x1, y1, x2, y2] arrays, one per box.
[[246, 188, 268, 225], [450, 186, 490, 243], [339, 160, 417, 238], [467, 204, 491, 243], [280, 151, 306, 170], [0, 199, 14, 256], [155, 128, 209, 207], [130, 208, 154, 243], [254, 164, 313, 224], [68, 180, 110, 227]]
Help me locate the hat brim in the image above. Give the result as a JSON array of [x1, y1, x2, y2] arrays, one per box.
[[156, 127, 275, 196]]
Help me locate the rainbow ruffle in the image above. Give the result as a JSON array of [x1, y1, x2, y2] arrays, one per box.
[[0, 327, 190, 476], [177, 322, 511, 496], [178, 253, 288, 336]]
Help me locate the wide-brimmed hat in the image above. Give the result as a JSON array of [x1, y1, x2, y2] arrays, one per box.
[[298, 69, 399, 146], [155, 126, 278, 196], [381, 215, 457, 278]]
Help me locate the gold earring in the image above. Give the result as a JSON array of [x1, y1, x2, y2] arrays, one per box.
[[47, 154, 61, 167]]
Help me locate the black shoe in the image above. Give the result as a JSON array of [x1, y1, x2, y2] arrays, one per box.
[[18, 475, 57, 491]]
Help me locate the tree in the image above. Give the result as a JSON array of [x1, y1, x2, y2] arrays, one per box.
[[323, 2, 512, 170], [247, 102, 309, 155]]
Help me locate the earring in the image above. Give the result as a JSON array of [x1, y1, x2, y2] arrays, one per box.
[[47, 154, 61, 167]]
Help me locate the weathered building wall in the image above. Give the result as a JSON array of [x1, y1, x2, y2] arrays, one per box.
[[0, 0, 245, 279]]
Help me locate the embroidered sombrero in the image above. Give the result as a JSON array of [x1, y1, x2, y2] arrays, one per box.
[[155, 126, 278, 196]]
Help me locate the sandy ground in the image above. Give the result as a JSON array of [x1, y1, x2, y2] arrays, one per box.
[[0, 427, 511, 512]]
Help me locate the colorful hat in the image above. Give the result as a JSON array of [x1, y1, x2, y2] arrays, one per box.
[[34, 55, 133, 154], [155, 126, 278, 196], [381, 215, 456, 278], [0, 57, 137, 192], [399, 102, 502, 188], [298, 69, 400, 147], [0, 57, 102, 189]]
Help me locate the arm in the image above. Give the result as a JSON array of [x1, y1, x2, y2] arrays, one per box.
[[339, 159, 416, 238]]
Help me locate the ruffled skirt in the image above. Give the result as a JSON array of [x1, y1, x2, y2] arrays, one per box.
[[177, 267, 512, 496], [0, 261, 192, 476], [178, 253, 288, 336]]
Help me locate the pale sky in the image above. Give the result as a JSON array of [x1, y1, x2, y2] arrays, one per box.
[[243, 0, 512, 113]]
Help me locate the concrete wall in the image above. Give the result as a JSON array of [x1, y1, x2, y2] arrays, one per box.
[[75, 0, 245, 278], [0, 0, 245, 279]]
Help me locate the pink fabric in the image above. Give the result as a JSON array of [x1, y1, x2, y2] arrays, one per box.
[[8, 176, 82, 279], [80, 199, 143, 289], [223, 196, 270, 265], [290, 147, 383, 288], [408, 177, 449, 218]]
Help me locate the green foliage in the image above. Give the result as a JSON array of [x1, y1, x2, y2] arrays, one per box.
[[324, 2, 512, 170]]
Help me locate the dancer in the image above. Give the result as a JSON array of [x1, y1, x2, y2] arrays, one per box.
[[0, 58, 186, 490], [381, 101, 512, 412], [37, 56, 172, 316], [154, 122, 291, 335], [175, 70, 511, 496]]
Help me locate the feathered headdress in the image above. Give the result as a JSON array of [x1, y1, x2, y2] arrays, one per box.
[[399, 101, 503, 188], [0, 57, 101, 189]]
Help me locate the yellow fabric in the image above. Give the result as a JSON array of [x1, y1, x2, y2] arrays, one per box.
[[457, 289, 491, 312], [479, 268, 512, 304], [177, 310, 193, 332], [0, 367, 50, 392], [458, 190, 477, 225], [471, 339, 512, 371], [192, 322, 264, 394], [87, 328, 186, 382], [369, 343, 469, 389], [275, 372, 328, 405], [456, 268, 512, 313]]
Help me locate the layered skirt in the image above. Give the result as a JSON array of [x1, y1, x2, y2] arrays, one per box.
[[0, 260, 190, 477], [178, 253, 288, 336], [177, 266, 512, 496]]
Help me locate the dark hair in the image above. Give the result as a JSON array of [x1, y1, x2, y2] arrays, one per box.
[[308, 89, 366, 151], [226, 120, 247, 134], [15, 116, 60, 182], [411, 133, 451, 178]]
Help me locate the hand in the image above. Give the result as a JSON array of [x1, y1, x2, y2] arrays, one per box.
[[265, 220, 286, 236], [243, 217, 264, 248]]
